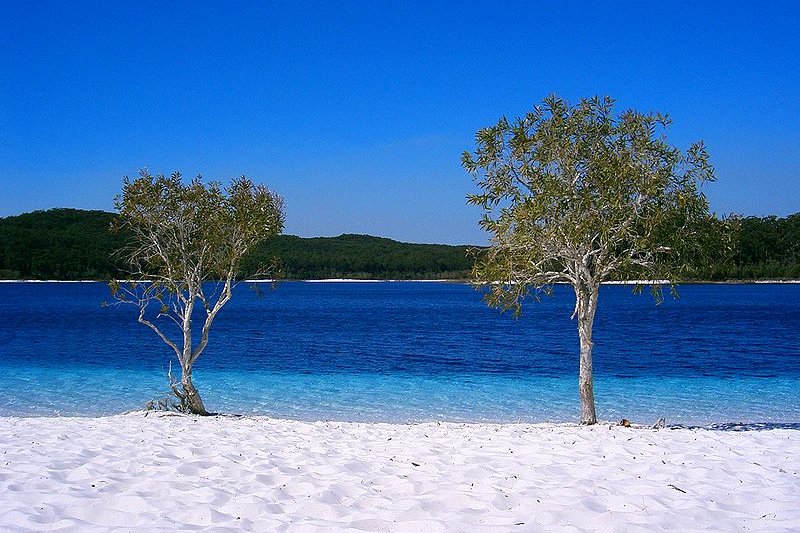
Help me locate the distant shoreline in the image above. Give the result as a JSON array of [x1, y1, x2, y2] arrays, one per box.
[[0, 278, 461, 284], [2, 278, 800, 285]]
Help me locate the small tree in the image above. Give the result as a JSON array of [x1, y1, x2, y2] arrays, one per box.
[[111, 170, 284, 415], [462, 95, 717, 424]]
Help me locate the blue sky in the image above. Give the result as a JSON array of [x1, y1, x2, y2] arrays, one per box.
[[1, 2, 798, 244]]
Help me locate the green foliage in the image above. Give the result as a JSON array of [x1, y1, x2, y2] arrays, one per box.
[[703, 213, 800, 279], [242, 234, 472, 280], [114, 171, 284, 282], [1, 207, 798, 282], [0, 208, 472, 280], [0, 208, 124, 280], [463, 95, 720, 311]]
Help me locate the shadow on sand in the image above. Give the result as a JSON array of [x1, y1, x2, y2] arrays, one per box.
[[670, 422, 800, 432]]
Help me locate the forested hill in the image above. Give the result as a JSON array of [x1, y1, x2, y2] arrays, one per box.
[[0, 208, 799, 281], [240, 234, 473, 280], [0, 209, 122, 280], [0, 209, 474, 280]]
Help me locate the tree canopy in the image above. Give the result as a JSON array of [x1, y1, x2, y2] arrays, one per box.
[[464, 95, 719, 306]]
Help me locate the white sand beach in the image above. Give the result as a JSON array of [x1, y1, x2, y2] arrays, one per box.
[[0, 414, 798, 532]]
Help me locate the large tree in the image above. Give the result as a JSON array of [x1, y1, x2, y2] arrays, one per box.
[[111, 170, 284, 415], [462, 95, 717, 424]]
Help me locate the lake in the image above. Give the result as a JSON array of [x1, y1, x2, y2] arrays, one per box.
[[0, 281, 798, 425]]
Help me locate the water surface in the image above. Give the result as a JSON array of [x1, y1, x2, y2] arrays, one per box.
[[0, 282, 797, 425]]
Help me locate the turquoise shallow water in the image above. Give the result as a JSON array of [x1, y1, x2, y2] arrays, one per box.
[[3, 366, 797, 425], [0, 282, 798, 425]]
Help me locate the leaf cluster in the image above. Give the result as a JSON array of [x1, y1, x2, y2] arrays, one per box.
[[109, 171, 285, 371], [113, 170, 284, 288]]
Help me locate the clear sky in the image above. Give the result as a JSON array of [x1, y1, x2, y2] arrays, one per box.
[[1, 2, 798, 244]]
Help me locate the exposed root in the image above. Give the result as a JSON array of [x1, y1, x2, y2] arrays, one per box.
[[167, 361, 190, 413], [143, 362, 190, 414], [144, 396, 184, 412]]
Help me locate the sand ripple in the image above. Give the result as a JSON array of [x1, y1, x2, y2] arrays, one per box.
[[0, 414, 798, 531]]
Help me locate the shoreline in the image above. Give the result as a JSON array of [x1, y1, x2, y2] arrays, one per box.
[[1, 412, 798, 531], [2, 411, 799, 431], [2, 278, 800, 284]]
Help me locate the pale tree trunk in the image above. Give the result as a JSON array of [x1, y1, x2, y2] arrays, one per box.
[[176, 296, 210, 415], [181, 369, 208, 415], [172, 282, 231, 416], [574, 283, 599, 425], [136, 280, 234, 415]]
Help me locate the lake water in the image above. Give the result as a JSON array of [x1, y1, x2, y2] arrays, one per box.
[[0, 282, 798, 425]]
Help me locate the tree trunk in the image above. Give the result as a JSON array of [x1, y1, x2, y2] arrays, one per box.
[[181, 370, 209, 415], [177, 297, 209, 415], [575, 283, 599, 425]]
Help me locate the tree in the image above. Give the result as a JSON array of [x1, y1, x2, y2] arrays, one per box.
[[462, 95, 717, 425], [111, 170, 284, 415]]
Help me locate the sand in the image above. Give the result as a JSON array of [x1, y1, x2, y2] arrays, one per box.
[[0, 413, 797, 532]]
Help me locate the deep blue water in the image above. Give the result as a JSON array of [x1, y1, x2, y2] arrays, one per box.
[[0, 281, 798, 425]]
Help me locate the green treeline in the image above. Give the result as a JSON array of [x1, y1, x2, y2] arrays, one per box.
[[0, 209, 473, 280], [0, 209, 124, 280], [242, 234, 472, 280], [709, 214, 800, 280], [0, 208, 798, 281]]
